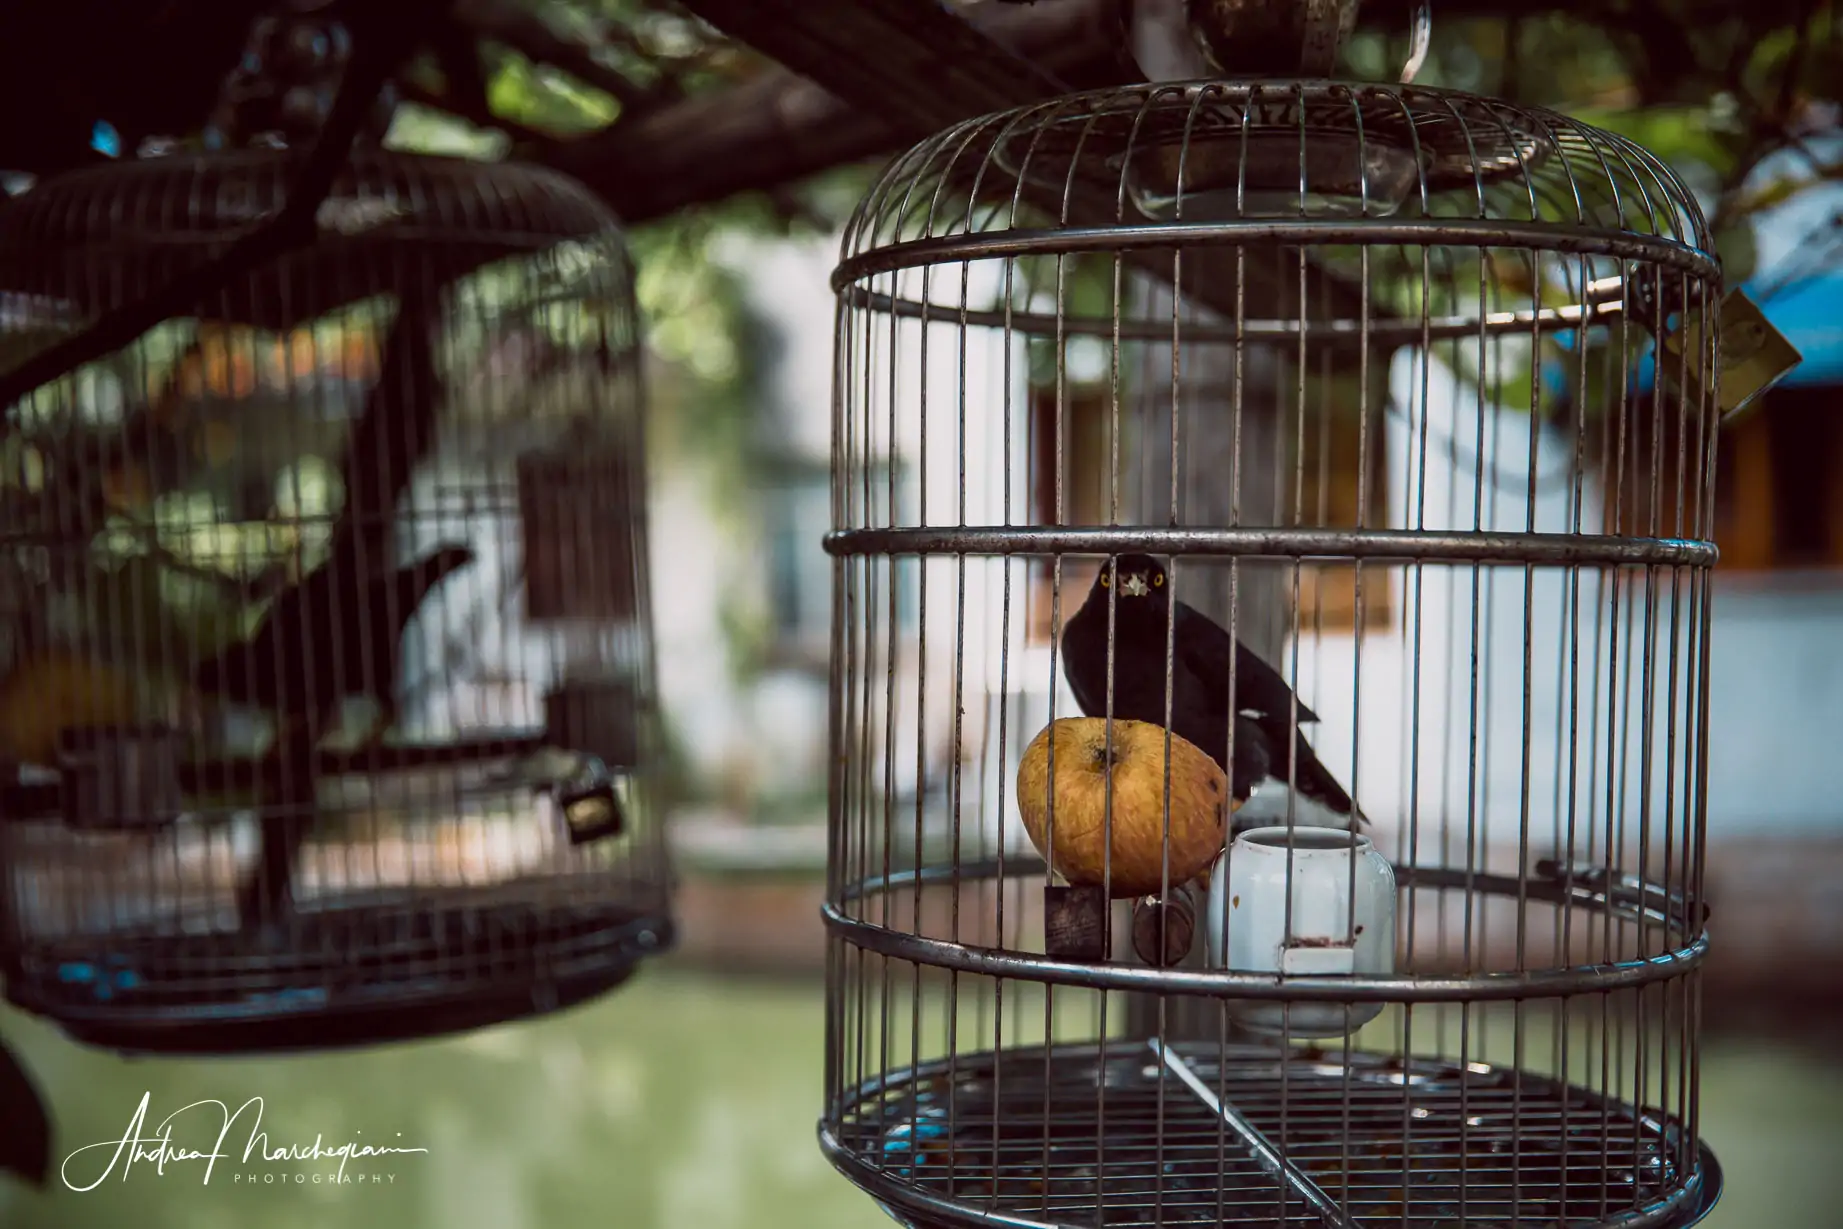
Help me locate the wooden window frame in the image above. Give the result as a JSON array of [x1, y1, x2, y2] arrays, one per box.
[[1024, 383, 1393, 640]]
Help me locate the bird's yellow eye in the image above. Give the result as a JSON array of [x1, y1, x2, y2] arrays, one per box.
[[1099, 572, 1110, 587], [1152, 573, 1164, 587]]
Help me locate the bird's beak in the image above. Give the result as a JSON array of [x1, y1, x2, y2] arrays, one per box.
[[1120, 574, 1150, 597]]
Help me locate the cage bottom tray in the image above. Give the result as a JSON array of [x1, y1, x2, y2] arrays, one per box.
[[4, 889, 672, 1053], [822, 1040, 1721, 1229]]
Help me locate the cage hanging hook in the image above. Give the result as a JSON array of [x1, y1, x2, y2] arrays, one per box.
[[1184, 0, 1360, 78], [1185, 0, 1431, 81]]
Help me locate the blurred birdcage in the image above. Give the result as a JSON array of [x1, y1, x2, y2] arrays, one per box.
[[822, 76, 1728, 1228], [0, 148, 672, 1053]]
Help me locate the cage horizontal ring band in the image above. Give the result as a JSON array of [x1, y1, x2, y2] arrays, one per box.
[[837, 284, 1636, 344], [822, 903, 1706, 1002], [824, 526, 1717, 568], [832, 220, 1720, 291]]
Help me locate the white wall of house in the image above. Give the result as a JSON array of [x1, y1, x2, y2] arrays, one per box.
[[1285, 346, 1843, 855], [649, 237, 837, 807], [682, 238, 1046, 823], [651, 236, 1041, 818], [1696, 577, 1843, 836]]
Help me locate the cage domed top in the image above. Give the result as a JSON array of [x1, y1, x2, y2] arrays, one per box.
[[0, 148, 621, 330], [836, 79, 1717, 350]]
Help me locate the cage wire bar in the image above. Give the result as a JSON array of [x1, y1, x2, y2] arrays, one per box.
[[822, 79, 1723, 1228], [0, 147, 673, 1053]]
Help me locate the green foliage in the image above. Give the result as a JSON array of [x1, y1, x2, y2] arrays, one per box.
[[1349, 3, 1838, 284], [628, 213, 764, 518], [486, 47, 619, 136], [627, 177, 867, 494], [1018, 252, 1124, 389], [385, 103, 509, 160], [715, 585, 776, 688], [1339, 2, 1840, 427], [624, 206, 795, 692], [645, 705, 709, 812]]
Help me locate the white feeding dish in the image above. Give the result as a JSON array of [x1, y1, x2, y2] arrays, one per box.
[[1204, 825, 1397, 1039]]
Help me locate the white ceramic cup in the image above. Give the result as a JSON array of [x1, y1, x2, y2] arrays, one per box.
[[1204, 825, 1396, 1038]]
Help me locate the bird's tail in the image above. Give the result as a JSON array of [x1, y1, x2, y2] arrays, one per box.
[[387, 545, 476, 614], [1282, 729, 1359, 819]]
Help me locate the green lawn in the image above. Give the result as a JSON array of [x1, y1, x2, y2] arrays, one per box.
[[0, 964, 872, 1229]]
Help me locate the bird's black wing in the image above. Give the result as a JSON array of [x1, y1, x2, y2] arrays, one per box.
[[0, 1036, 49, 1188], [1172, 600, 1320, 726], [374, 547, 474, 635], [191, 553, 348, 711], [1058, 603, 1108, 718], [1270, 727, 1356, 815]]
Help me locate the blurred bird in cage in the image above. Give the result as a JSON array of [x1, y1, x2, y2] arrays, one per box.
[[184, 289, 461, 762], [191, 543, 479, 750]]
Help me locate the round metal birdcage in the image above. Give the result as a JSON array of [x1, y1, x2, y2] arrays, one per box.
[[822, 77, 1724, 1228], [0, 148, 673, 1053]]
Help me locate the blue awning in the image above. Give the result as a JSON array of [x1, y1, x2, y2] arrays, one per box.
[[1541, 273, 1841, 400], [1752, 274, 1843, 387]]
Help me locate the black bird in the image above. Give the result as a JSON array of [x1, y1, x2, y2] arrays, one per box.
[[194, 543, 475, 741], [1059, 553, 1360, 820]]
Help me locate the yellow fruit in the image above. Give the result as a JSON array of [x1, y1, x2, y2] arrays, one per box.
[[1016, 717, 1232, 898]]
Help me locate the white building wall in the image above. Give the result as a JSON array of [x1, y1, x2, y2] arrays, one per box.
[[1287, 347, 1842, 859]]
